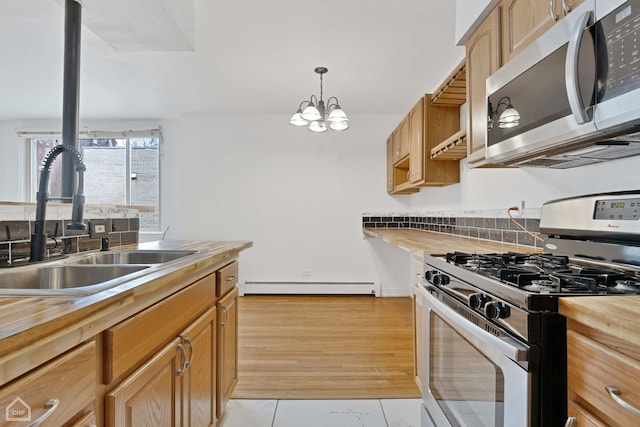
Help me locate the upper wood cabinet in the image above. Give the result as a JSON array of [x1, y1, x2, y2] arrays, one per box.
[[501, 0, 584, 63], [408, 99, 425, 184], [386, 137, 394, 193], [466, 7, 501, 166], [387, 95, 460, 193]]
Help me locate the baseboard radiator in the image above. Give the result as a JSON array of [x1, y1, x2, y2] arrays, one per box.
[[241, 281, 380, 297]]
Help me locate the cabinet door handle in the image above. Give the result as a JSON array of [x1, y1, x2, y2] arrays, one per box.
[[221, 305, 228, 326], [561, 0, 571, 14], [27, 399, 60, 426], [564, 416, 577, 427], [177, 343, 187, 376], [184, 337, 194, 370], [606, 385, 640, 416], [550, 0, 559, 20], [226, 275, 237, 282]]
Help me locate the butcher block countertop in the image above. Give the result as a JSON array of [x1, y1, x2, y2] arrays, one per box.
[[559, 296, 640, 345], [363, 228, 541, 255], [0, 239, 252, 386]]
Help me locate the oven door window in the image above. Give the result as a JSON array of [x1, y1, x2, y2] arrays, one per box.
[[430, 312, 505, 426]]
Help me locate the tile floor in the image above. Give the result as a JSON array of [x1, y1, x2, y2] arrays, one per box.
[[219, 399, 422, 427]]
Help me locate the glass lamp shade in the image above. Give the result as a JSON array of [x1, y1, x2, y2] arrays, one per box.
[[289, 111, 309, 126], [329, 120, 349, 131], [328, 106, 348, 122], [301, 104, 322, 121], [308, 120, 327, 132], [498, 106, 520, 128]]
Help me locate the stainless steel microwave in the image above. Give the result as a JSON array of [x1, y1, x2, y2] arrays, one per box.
[[485, 0, 640, 168]]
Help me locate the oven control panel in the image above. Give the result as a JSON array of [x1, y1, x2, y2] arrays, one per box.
[[594, 197, 640, 220]]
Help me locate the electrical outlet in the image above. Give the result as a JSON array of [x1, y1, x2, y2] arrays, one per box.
[[301, 269, 311, 278], [512, 201, 525, 217]]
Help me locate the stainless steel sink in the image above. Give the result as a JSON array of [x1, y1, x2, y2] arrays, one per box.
[[0, 265, 149, 294], [71, 250, 198, 265]]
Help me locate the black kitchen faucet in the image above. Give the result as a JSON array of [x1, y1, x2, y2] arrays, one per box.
[[29, 144, 86, 262]]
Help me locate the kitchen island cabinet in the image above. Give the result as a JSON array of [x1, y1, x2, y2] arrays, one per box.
[[0, 341, 96, 427], [216, 260, 239, 419], [560, 296, 640, 426], [106, 307, 217, 427], [106, 337, 182, 427], [0, 240, 251, 427]]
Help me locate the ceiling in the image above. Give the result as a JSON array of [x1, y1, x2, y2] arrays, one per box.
[[0, 0, 465, 121]]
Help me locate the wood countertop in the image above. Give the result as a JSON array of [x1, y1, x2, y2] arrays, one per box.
[[559, 296, 640, 346], [363, 228, 541, 255], [0, 239, 252, 385]]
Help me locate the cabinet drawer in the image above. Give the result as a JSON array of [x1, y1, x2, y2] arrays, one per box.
[[70, 411, 97, 426], [0, 341, 96, 427], [568, 330, 640, 426], [216, 261, 238, 297], [104, 273, 216, 383], [567, 400, 606, 427]]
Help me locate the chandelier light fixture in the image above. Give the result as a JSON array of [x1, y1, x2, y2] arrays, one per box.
[[289, 67, 349, 132]]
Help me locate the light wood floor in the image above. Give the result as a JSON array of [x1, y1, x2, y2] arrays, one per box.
[[232, 295, 420, 399]]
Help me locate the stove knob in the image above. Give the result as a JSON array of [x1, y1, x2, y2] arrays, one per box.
[[425, 270, 437, 281], [469, 293, 490, 309], [485, 302, 511, 319], [432, 274, 450, 286]]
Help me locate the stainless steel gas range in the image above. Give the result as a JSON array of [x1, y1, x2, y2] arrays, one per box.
[[418, 191, 640, 427]]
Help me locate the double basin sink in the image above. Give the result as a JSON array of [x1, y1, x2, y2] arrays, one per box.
[[0, 250, 199, 296]]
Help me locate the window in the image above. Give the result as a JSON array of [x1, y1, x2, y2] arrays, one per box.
[[27, 132, 161, 232]]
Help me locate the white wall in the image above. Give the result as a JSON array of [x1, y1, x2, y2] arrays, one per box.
[[410, 156, 640, 212], [0, 121, 27, 201], [455, 0, 493, 45], [175, 114, 411, 293]]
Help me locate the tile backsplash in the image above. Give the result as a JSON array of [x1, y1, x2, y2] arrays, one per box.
[[362, 209, 543, 248], [0, 203, 139, 265]]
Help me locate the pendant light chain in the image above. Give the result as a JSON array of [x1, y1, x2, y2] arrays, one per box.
[[319, 72, 324, 102]]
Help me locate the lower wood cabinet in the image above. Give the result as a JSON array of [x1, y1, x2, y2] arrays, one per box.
[[70, 411, 98, 427], [216, 286, 238, 419], [0, 341, 96, 427], [106, 307, 217, 427], [412, 284, 424, 394], [411, 250, 426, 394], [106, 338, 182, 427], [565, 323, 640, 426], [180, 307, 217, 427], [0, 256, 243, 427]]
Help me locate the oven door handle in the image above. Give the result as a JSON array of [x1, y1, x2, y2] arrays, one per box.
[[424, 289, 529, 363]]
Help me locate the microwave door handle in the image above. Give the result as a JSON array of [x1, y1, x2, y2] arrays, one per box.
[[565, 10, 593, 124], [549, 0, 559, 21]]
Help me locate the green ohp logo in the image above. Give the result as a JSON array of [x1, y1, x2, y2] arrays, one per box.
[[5, 397, 31, 422]]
